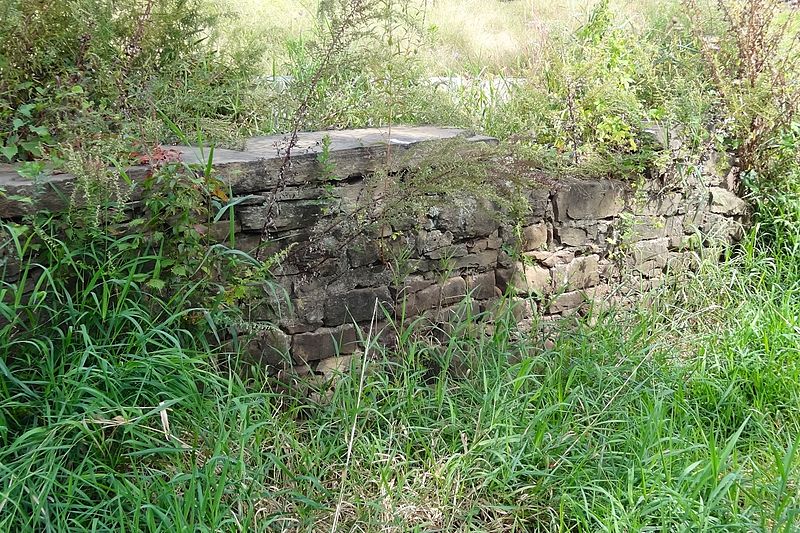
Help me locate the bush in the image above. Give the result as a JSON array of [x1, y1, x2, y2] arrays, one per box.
[[0, 0, 263, 161]]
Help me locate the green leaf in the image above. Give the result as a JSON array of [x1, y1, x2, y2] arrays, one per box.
[[146, 278, 166, 291], [1, 144, 18, 161], [29, 125, 49, 137], [12, 118, 24, 131], [18, 104, 35, 118], [19, 140, 42, 157]]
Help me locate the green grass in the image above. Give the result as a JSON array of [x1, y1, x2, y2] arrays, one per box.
[[2, 209, 799, 531], [2, 1, 800, 530]]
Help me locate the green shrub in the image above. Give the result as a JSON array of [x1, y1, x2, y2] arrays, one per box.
[[0, 0, 263, 160]]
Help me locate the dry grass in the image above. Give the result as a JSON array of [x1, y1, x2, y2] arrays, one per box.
[[212, 0, 664, 75]]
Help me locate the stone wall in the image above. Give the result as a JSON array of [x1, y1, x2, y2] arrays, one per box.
[[0, 127, 747, 368]]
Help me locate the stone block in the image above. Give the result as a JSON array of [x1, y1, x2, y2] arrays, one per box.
[[702, 213, 744, 243], [404, 276, 466, 315], [291, 324, 359, 363], [432, 300, 482, 325], [239, 200, 324, 232], [242, 328, 292, 366], [434, 197, 501, 238], [323, 286, 393, 326], [554, 179, 625, 221], [527, 249, 575, 268], [633, 192, 683, 217], [347, 238, 382, 267], [497, 262, 552, 296], [630, 238, 669, 276], [465, 271, 497, 300], [709, 187, 747, 216], [452, 250, 499, 270], [548, 290, 584, 314], [521, 222, 548, 251], [553, 254, 600, 290], [469, 230, 502, 253], [397, 275, 436, 296], [554, 225, 587, 247], [416, 229, 454, 256], [428, 243, 468, 261], [631, 216, 666, 241]]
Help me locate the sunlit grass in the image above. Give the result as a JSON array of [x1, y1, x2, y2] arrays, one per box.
[[213, 0, 664, 75]]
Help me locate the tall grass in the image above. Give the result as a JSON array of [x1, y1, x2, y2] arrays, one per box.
[[2, 203, 798, 530]]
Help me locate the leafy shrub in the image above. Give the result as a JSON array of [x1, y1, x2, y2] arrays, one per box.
[[0, 0, 263, 161]]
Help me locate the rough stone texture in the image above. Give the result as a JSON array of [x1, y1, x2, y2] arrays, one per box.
[[554, 179, 625, 221], [498, 262, 552, 296], [521, 222, 548, 251], [710, 187, 747, 216], [0, 127, 748, 368], [292, 324, 358, 363], [553, 254, 601, 290]]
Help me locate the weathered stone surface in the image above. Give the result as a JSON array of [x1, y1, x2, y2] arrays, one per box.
[[630, 238, 669, 276], [417, 229, 454, 255], [465, 271, 497, 300], [634, 192, 683, 217], [521, 222, 548, 251], [554, 179, 625, 221], [243, 329, 292, 366], [709, 187, 747, 216], [554, 225, 588, 247], [553, 254, 600, 290], [469, 230, 502, 253], [239, 201, 325, 232], [630, 216, 666, 241], [703, 213, 744, 242], [452, 250, 498, 270], [548, 290, 585, 314], [405, 276, 467, 314], [292, 324, 359, 363], [398, 275, 436, 296], [527, 249, 575, 268], [347, 237, 382, 267], [434, 197, 502, 238], [323, 286, 393, 326], [497, 262, 552, 296]]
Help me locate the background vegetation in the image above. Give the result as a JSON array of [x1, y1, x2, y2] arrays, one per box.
[[1, 0, 799, 531]]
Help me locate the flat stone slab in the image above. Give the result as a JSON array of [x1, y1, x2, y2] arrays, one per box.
[[244, 126, 485, 155], [0, 126, 488, 218]]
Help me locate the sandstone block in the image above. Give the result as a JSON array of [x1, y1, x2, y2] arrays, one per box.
[[527, 249, 575, 268], [553, 254, 600, 290], [292, 324, 358, 363], [497, 262, 552, 296], [239, 200, 323, 232], [709, 187, 747, 216], [521, 222, 548, 251], [452, 250, 499, 270], [554, 179, 625, 221], [554, 225, 588, 247], [548, 290, 584, 314], [404, 276, 466, 315], [630, 238, 669, 276], [465, 271, 497, 300], [324, 286, 393, 326]]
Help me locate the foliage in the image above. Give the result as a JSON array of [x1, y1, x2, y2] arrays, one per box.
[[682, 0, 800, 177], [0, 0, 263, 161], [3, 207, 799, 529]]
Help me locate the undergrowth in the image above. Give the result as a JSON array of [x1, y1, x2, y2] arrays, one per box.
[[2, 208, 798, 530], [1, 0, 800, 531]]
